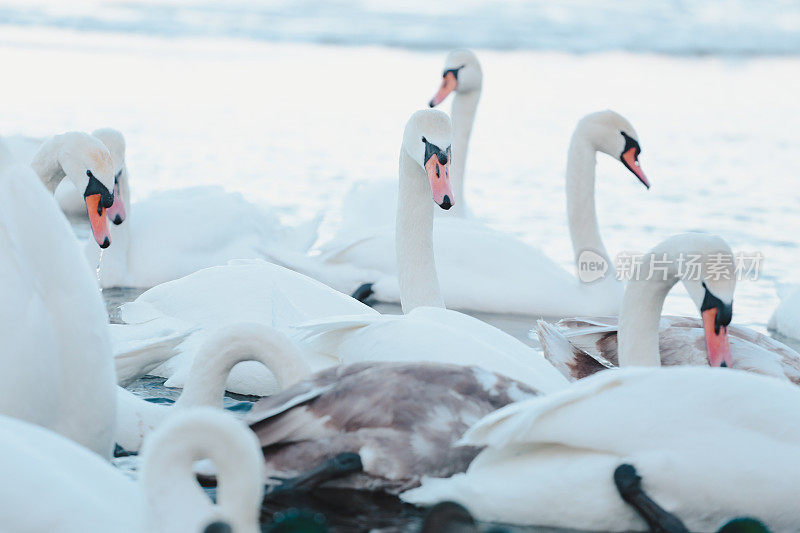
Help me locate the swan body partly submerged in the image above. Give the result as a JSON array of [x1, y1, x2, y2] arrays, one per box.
[[537, 233, 800, 384], [247, 361, 539, 493], [28, 127, 321, 288], [402, 366, 800, 531], [115, 110, 568, 398], [769, 284, 800, 343], [300, 109, 649, 317]]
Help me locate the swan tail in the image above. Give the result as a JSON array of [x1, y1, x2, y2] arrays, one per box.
[[113, 328, 190, 386], [293, 314, 379, 363], [535, 320, 607, 382]]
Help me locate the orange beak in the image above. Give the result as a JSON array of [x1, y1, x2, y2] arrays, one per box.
[[429, 72, 458, 107], [107, 180, 126, 225], [621, 147, 650, 189], [701, 307, 733, 367], [425, 154, 453, 209], [85, 194, 111, 248]]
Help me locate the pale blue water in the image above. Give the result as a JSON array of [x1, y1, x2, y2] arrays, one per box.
[[2, 0, 799, 55]]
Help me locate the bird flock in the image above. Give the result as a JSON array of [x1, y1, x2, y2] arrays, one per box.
[[2, 48, 799, 532]]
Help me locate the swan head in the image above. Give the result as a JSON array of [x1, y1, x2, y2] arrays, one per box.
[[672, 233, 735, 368], [429, 49, 482, 107], [578, 110, 649, 189], [59, 132, 116, 248], [403, 109, 454, 209], [92, 128, 128, 225]]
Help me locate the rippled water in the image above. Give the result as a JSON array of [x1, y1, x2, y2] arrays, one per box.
[[2, 0, 799, 54]]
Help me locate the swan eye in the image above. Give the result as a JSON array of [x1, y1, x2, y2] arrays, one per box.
[[86, 170, 94, 179], [442, 64, 466, 79], [620, 131, 641, 157], [114, 170, 122, 182], [421, 136, 427, 143]]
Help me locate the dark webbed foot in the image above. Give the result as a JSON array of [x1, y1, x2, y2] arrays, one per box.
[[203, 521, 232, 533], [717, 518, 770, 533], [350, 283, 374, 304], [267, 453, 363, 496], [614, 464, 689, 533], [114, 444, 135, 458]]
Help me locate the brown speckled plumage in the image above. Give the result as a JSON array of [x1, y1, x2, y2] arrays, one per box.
[[540, 315, 800, 385], [245, 362, 539, 493]]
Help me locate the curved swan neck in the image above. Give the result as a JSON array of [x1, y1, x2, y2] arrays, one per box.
[[30, 135, 66, 193], [396, 148, 445, 313], [618, 250, 683, 367], [445, 90, 480, 217], [566, 134, 610, 267], [175, 326, 310, 409], [140, 409, 263, 533]]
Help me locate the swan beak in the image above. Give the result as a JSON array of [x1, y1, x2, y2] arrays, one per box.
[[85, 194, 111, 248], [701, 307, 733, 368], [425, 154, 453, 210], [107, 180, 127, 225], [429, 72, 458, 107], [621, 147, 650, 189]]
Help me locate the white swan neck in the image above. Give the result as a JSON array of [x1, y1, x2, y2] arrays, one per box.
[[444, 90, 479, 217], [30, 135, 66, 193], [566, 135, 611, 267], [175, 327, 310, 409], [140, 411, 262, 533], [618, 254, 681, 367], [396, 148, 445, 313]]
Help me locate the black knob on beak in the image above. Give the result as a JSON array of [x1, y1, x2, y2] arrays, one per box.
[[102, 191, 115, 209]]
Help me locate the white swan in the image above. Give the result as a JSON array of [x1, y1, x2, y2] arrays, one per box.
[[115, 110, 568, 396], [402, 366, 800, 531], [55, 128, 129, 224], [537, 233, 800, 384], [67, 129, 321, 288], [292, 109, 567, 392], [337, 49, 482, 230], [768, 284, 800, 343], [298, 109, 649, 316], [115, 258, 375, 396], [2, 131, 116, 247], [428, 48, 482, 218], [116, 323, 310, 451], [0, 143, 117, 457], [0, 408, 263, 532]]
